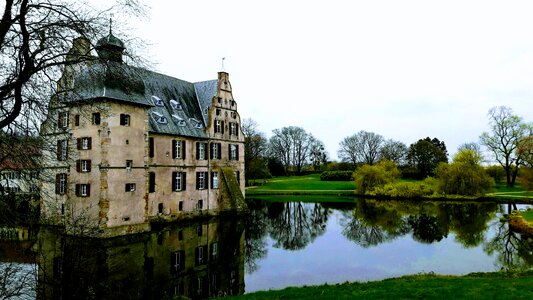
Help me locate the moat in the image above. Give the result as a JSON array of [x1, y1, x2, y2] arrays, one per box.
[[1, 198, 532, 299]]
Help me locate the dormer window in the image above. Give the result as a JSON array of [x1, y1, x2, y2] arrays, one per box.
[[152, 112, 167, 124], [204, 106, 209, 114], [152, 95, 164, 107], [189, 118, 203, 129], [172, 115, 186, 126], [170, 99, 182, 110]]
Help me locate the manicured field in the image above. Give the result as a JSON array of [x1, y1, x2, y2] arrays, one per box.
[[520, 209, 533, 223], [247, 174, 355, 191], [231, 272, 533, 300]]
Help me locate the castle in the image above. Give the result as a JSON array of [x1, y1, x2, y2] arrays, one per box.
[[39, 32, 246, 237]]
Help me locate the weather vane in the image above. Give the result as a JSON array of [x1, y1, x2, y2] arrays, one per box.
[[221, 57, 226, 71], [109, 14, 114, 35]]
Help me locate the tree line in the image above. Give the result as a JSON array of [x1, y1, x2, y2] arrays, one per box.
[[244, 106, 533, 191]]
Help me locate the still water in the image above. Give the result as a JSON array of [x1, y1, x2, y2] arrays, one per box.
[[244, 198, 533, 292], [0, 198, 532, 299]]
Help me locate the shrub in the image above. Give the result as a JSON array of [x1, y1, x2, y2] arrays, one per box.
[[354, 160, 400, 194], [369, 178, 440, 198], [320, 171, 354, 181], [485, 165, 506, 182], [436, 150, 494, 196]]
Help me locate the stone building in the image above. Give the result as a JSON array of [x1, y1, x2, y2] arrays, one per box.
[[40, 33, 246, 237]]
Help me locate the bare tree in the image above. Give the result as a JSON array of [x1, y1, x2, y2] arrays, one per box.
[[480, 106, 532, 187], [0, 0, 145, 132], [379, 139, 407, 165], [338, 130, 384, 166], [242, 118, 270, 185], [269, 126, 319, 174]]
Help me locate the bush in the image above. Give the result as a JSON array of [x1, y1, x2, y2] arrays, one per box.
[[436, 150, 494, 196], [485, 165, 506, 182], [320, 171, 354, 181], [370, 177, 440, 198], [354, 160, 400, 194]]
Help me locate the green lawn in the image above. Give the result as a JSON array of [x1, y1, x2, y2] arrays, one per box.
[[248, 174, 355, 191], [230, 272, 533, 300]]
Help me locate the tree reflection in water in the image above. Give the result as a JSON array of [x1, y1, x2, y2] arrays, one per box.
[[267, 202, 331, 250], [244, 198, 532, 276]]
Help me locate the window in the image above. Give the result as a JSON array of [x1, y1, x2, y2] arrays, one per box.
[[153, 112, 167, 124], [216, 109, 221, 116], [55, 173, 67, 194], [172, 115, 186, 126], [75, 183, 90, 197], [74, 114, 80, 126], [210, 143, 221, 160], [195, 246, 207, 266], [58, 111, 68, 129], [171, 250, 185, 273], [172, 172, 186, 192], [77, 137, 92, 150], [92, 112, 100, 125], [196, 172, 208, 190], [76, 160, 91, 173], [29, 171, 39, 180], [149, 137, 154, 158], [152, 95, 164, 106], [172, 140, 186, 159], [197, 199, 203, 210], [197, 224, 203, 236], [178, 201, 184, 212], [125, 183, 136, 192], [190, 118, 203, 129], [149, 172, 155, 193], [196, 142, 207, 160], [120, 114, 130, 126], [126, 160, 133, 169], [231, 111, 237, 119], [229, 144, 239, 160], [211, 172, 219, 189], [230, 122, 239, 136], [211, 243, 219, 261], [170, 99, 182, 110], [57, 140, 68, 161], [214, 120, 224, 134]]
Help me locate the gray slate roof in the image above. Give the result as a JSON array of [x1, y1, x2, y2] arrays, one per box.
[[66, 62, 218, 138]]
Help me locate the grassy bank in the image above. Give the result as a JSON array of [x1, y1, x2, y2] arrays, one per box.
[[231, 272, 533, 299], [246, 174, 532, 202]]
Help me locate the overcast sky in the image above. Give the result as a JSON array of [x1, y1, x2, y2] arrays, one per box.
[[116, 0, 532, 161]]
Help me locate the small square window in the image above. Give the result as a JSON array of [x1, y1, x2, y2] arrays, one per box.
[[92, 113, 101, 125], [125, 183, 136, 192], [126, 160, 133, 169], [120, 114, 130, 126]]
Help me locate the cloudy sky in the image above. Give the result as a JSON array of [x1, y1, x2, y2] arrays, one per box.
[[117, 0, 532, 160]]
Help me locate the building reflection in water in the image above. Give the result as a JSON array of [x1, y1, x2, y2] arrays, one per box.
[[37, 215, 245, 299]]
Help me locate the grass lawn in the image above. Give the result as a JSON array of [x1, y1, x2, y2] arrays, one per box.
[[248, 174, 355, 191], [230, 272, 533, 300]]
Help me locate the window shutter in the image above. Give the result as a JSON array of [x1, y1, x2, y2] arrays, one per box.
[[196, 143, 200, 159], [55, 174, 60, 194], [86, 184, 90, 197], [88, 137, 92, 150], [182, 173, 186, 191], [58, 112, 63, 128], [172, 172, 177, 192], [196, 172, 200, 190], [221, 121, 225, 134], [181, 141, 186, 159], [120, 114, 125, 125], [228, 144, 231, 160], [149, 137, 154, 158], [217, 144, 222, 159], [149, 172, 155, 193], [236, 145, 239, 159], [87, 160, 91, 172], [125, 184, 128, 192], [205, 172, 209, 189], [172, 140, 177, 159], [65, 141, 68, 160], [236, 123, 239, 137], [205, 143, 209, 160], [209, 144, 214, 160], [56, 140, 61, 160], [75, 184, 80, 197], [76, 160, 81, 172], [77, 138, 81, 150], [75, 115, 80, 126]]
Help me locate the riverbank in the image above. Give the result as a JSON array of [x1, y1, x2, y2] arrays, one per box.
[[246, 174, 533, 203], [231, 272, 533, 299]]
